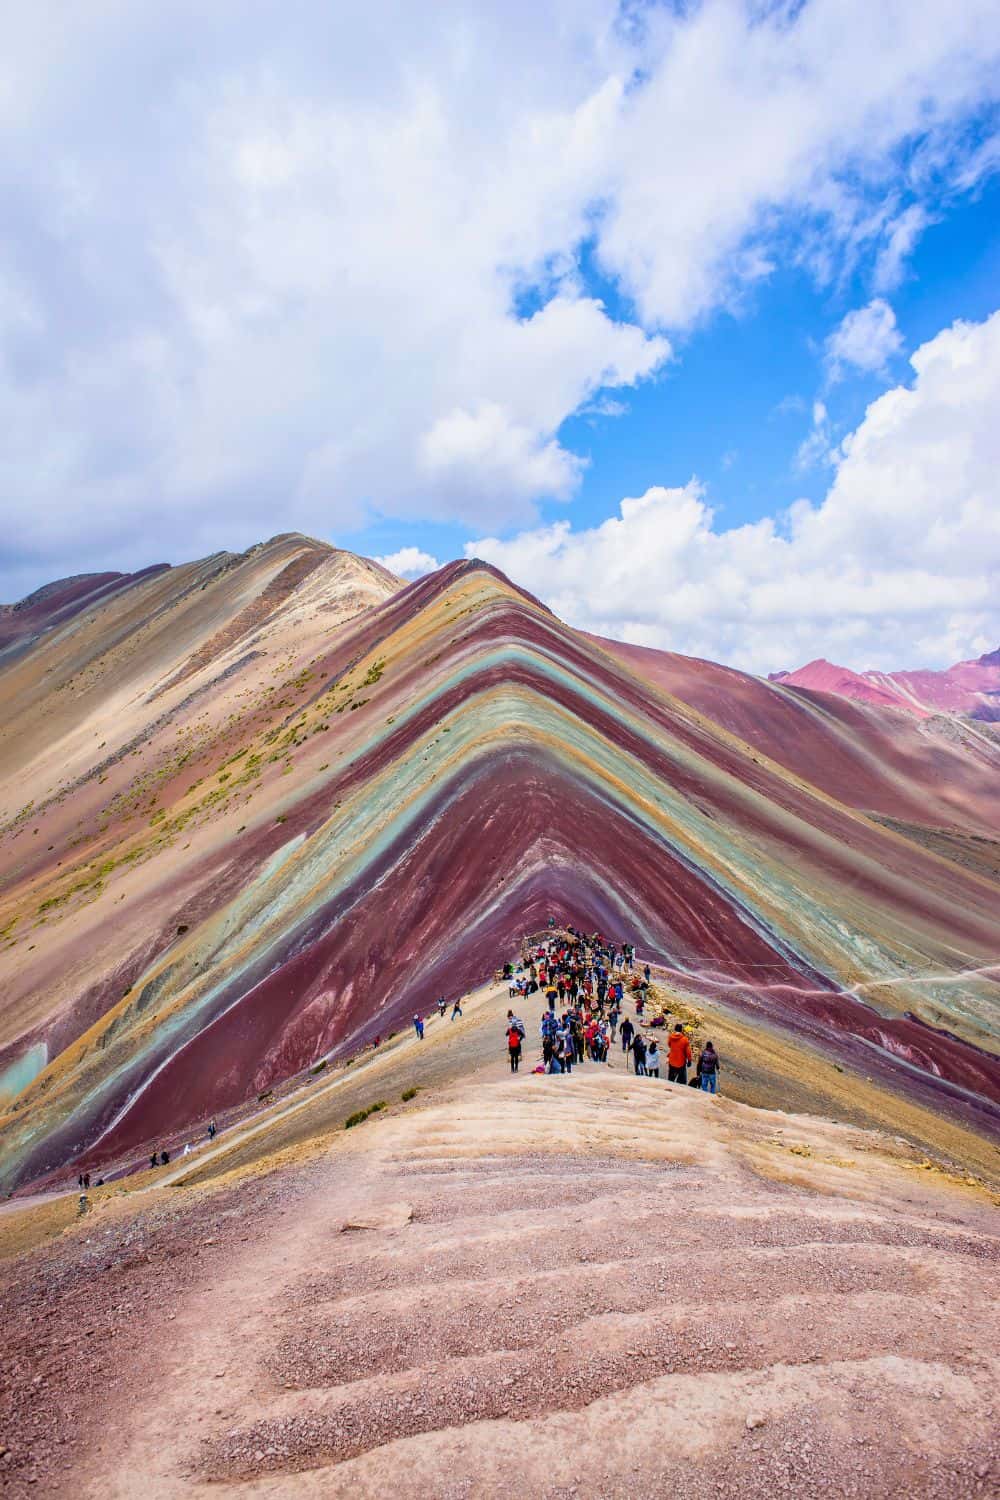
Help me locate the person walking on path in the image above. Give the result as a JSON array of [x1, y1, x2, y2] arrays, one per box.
[[698, 1041, 720, 1093], [451, 997, 463, 1020], [667, 1023, 692, 1084], [506, 1021, 523, 1073], [620, 1015, 635, 1056], [645, 1040, 661, 1078], [413, 1013, 425, 1040], [437, 996, 447, 1019], [632, 1033, 647, 1076]]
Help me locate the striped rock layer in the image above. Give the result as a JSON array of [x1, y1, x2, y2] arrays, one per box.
[[0, 535, 998, 1190]]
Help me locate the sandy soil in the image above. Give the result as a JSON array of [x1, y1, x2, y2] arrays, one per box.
[[1, 980, 998, 1499]]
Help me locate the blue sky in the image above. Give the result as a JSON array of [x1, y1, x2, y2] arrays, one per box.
[[2, 1, 999, 672], [360, 169, 1000, 569]]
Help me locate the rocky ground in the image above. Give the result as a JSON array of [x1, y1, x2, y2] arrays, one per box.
[[2, 981, 998, 1499]]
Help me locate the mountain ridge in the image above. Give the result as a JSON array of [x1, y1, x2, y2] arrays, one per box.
[[772, 647, 1000, 721], [1, 538, 998, 1193]]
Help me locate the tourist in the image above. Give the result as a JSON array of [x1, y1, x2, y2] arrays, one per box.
[[645, 1040, 661, 1078], [208, 1119, 217, 1140], [506, 1019, 523, 1073], [667, 1023, 692, 1084], [451, 997, 463, 1020], [573, 1017, 585, 1064], [413, 1013, 425, 1040], [699, 1041, 720, 1093], [632, 1033, 647, 1076], [620, 1015, 635, 1055], [437, 996, 447, 1018], [150, 1153, 158, 1169]]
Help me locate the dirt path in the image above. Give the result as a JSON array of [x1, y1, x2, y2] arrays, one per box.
[[81, 986, 999, 1500], [3, 973, 998, 1498]]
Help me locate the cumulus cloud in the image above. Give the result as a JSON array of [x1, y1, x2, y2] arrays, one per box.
[[376, 547, 440, 579], [472, 311, 1000, 674], [1, 1, 1000, 594], [825, 300, 905, 380]]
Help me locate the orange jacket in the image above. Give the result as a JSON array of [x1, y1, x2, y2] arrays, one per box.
[[667, 1031, 692, 1068]]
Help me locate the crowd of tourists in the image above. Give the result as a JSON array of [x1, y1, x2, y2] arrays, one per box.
[[502, 927, 721, 1091]]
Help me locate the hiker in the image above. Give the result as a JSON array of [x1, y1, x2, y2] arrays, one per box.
[[150, 1153, 158, 1169], [573, 1017, 585, 1064], [632, 1033, 647, 1076], [451, 997, 463, 1020], [208, 1119, 217, 1140], [645, 1040, 661, 1078], [437, 996, 447, 1018], [643, 963, 651, 985], [507, 1008, 526, 1039], [160, 1150, 170, 1165], [667, 1023, 692, 1084], [699, 1041, 720, 1093], [506, 1020, 523, 1073], [413, 1013, 425, 1040], [559, 1026, 574, 1074], [620, 1015, 635, 1055], [83, 1172, 91, 1189]]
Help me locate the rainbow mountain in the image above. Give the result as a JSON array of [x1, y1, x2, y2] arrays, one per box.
[[1, 534, 998, 1191]]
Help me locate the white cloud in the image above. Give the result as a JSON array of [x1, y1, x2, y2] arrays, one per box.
[[1, 1, 1000, 593], [376, 547, 439, 579], [873, 205, 932, 292], [472, 310, 1000, 673], [825, 299, 904, 380], [795, 400, 836, 471]]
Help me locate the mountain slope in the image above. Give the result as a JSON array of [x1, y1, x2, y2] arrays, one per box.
[[1, 542, 998, 1192]]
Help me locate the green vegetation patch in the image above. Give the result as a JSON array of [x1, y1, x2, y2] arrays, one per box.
[[344, 1100, 387, 1130]]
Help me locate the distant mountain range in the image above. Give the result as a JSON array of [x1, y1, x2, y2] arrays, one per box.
[[769, 648, 1000, 721]]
